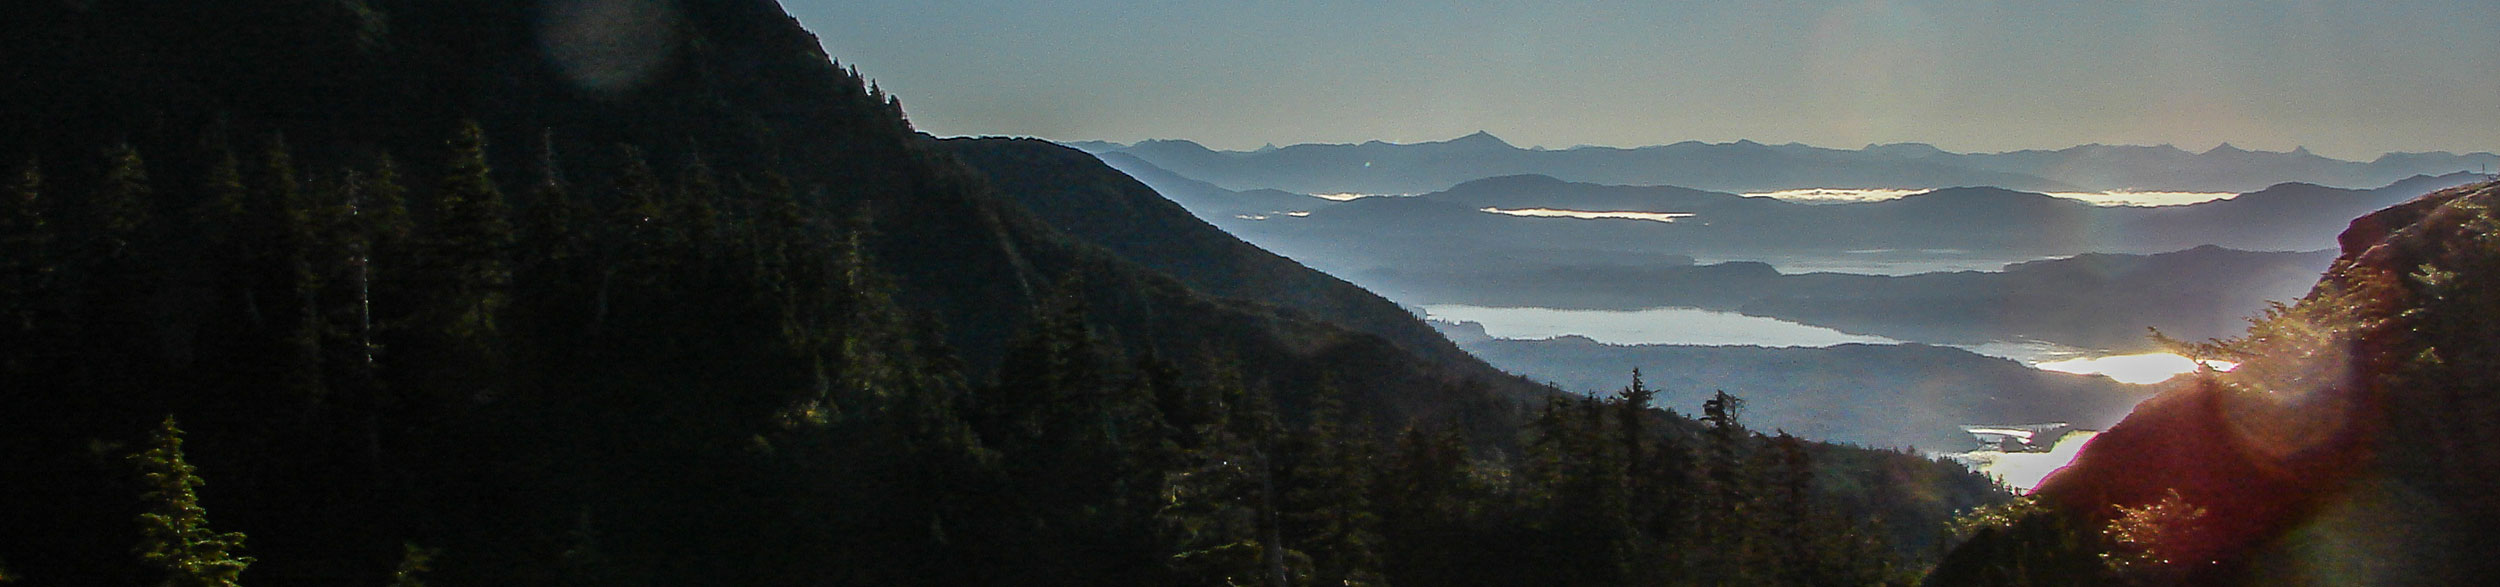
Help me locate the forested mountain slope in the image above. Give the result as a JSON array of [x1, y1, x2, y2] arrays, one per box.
[[940, 137, 1489, 371], [0, 1, 2002, 584]]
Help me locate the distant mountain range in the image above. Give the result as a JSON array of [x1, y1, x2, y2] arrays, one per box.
[[1072, 132, 2500, 195], [1101, 158, 2480, 350], [1108, 159, 2491, 266]]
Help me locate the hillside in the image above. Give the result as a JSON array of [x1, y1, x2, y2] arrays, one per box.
[[0, 2, 2003, 585], [938, 137, 1487, 371], [0, 0, 1545, 582], [1930, 180, 2500, 584]]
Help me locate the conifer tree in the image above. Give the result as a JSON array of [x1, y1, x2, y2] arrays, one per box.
[[421, 120, 516, 393], [1698, 389, 1754, 582], [91, 144, 152, 261], [354, 156, 416, 393], [1164, 359, 1291, 586], [384, 543, 438, 587], [433, 119, 514, 314], [1283, 382, 1386, 586], [130, 416, 252, 587], [1, 157, 51, 338], [253, 136, 326, 404], [1374, 426, 1477, 585], [672, 153, 723, 247], [362, 155, 414, 254], [198, 136, 247, 252], [518, 131, 582, 269], [1614, 370, 1655, 495], [74, 145, 162, 401]]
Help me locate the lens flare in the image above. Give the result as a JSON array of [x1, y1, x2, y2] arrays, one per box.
[[540, 0, 683, 96]]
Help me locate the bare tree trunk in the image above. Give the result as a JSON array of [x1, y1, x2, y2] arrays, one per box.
[[1260, 449, 1288, 587]]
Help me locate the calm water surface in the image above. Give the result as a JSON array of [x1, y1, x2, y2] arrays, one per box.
[[1421, 305, 1901, 347]]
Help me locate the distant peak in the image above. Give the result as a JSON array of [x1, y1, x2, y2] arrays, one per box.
[[1864, 142, 1947, 157], [1133, 138, 1210, 150], [2205, 142, 2246, 155], [1442, 131, 1515, 148], [1454, 173, 1567, 188]]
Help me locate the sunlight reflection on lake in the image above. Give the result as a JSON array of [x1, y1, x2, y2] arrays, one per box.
[[1739, 187, 2240, 207], [1420, 305, 1901, 347], [1428, 305, 2231, 383], [2035, 353, 2237, 384], [1958, 431, 2099, 493], [1478, 207, 1695, 223]]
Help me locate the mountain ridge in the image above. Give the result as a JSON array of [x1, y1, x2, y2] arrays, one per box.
[[1077, 133, 2498, 195]]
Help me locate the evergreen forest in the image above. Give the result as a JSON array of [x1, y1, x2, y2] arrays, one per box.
[[42, 1, 2500, 585]]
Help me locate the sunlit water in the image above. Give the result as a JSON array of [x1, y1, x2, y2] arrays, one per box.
[[1740, 188, 2240, 207], [1420, 305, 1900, 347], [1427, 305, 2224, 383], [1433, 304, 2216, 489], [1952, 431, 2100, 493], [1479, 207, 1694, 223], [2036, 353, 2237, 384], [1310, 192, 1414, 201]]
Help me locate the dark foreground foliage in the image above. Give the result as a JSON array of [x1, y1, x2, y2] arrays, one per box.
[[0, 1, 2005, 584]]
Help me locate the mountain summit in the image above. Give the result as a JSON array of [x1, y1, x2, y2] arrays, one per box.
[[1441, 130, 1515, 149]]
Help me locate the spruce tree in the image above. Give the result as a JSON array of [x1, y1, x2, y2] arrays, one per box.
[[1, 157, 51, 337], [424, 120, 515, 389], [130, 416, 252, 587], [254, 136, 325, 404], [91, 144, 152, 261], [384, 543, 439, 587], [1283, 383, 1386, 586], [518, 131, 581, 269], [362, 155, 414, 254], [671, 153, 723, 247], [1698, 389, 1754, 582]]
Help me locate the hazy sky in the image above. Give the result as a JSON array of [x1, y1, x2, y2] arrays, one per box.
[[787, 0, 2499, 159]]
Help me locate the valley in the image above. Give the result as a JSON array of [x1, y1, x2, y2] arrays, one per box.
[[6, 1, 2497, 584], [1080, 133, 2494, 489]]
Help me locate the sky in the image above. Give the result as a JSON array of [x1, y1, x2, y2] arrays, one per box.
[[786, 0, 2500, 160]]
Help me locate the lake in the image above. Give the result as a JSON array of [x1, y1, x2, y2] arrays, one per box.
[[1688, 250, 2062, 276], [1420, 304, 1901, 347], [1425, 304, 2223, 383]]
